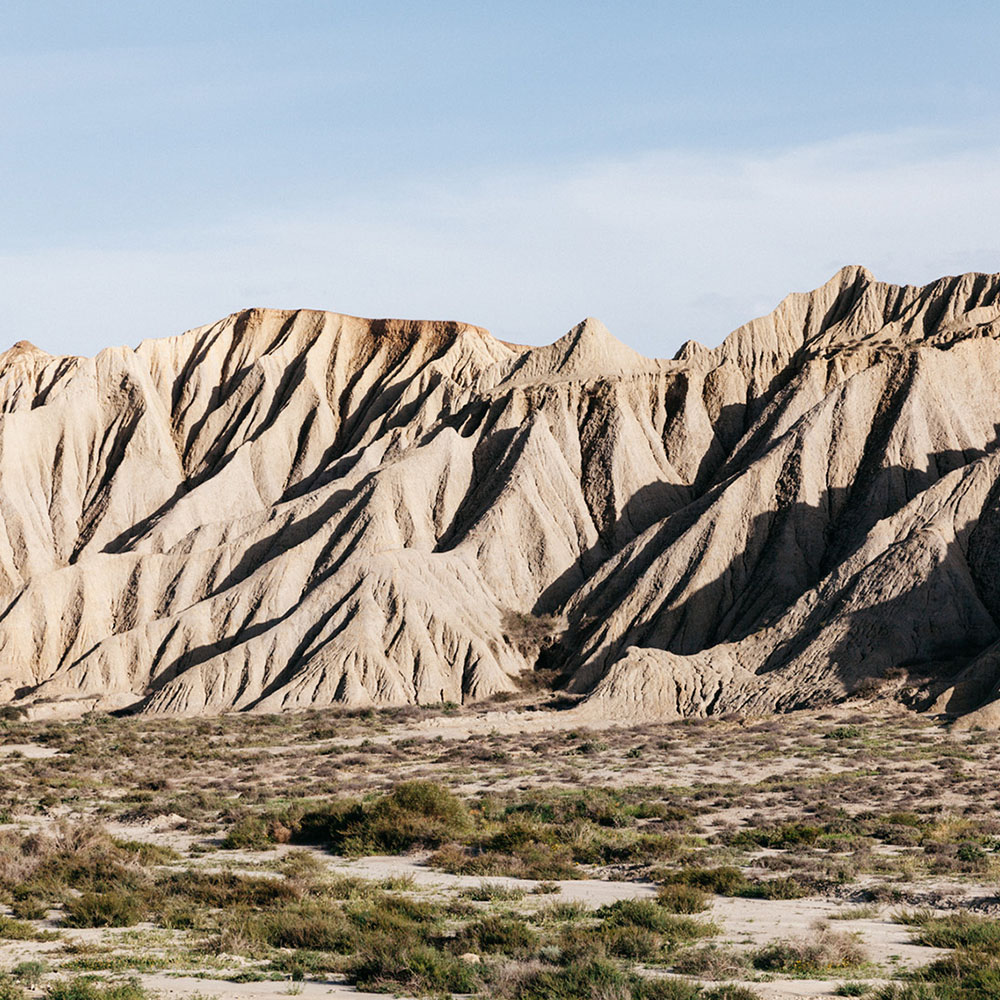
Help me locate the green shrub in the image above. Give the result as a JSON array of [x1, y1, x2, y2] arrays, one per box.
[[349, 941, 480, 993], [871, 987, 943, 999], [452, 914, 537, 956], [44, 977, 150, 1000], [429, 842, 577, 880], [221, 815, 273, 850], [12, 962, 47, 989], [11, 897, 48, 920], [900, 911, 1000, 951], [825, 726, 864, 740], [300, 781, 471, 855], [458, 881, 525, 902], [0, 974, 26, 1000], [154, 870, 298, 908], [261, 904, 352, 951], [660, 866, 746, 895], [510, 959, 703, 999], [732, 824, 821, 849], [598, 899, 716, 943], [0, 913, 56, 940], [743, 876, 808, 900], [347, 893, 441, 934], [601, 924, 660, 960], [911, 947, 1000, 996], [657, 883, 709, 913], [62, 891, 145, 928]]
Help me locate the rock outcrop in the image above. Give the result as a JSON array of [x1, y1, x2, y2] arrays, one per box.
[[4, 266, 1000, 721]]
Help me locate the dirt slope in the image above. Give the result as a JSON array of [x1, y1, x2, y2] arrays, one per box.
[[4, 266, 1000, 722]]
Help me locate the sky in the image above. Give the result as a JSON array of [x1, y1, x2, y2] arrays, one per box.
[[3, 1, 1000, 359]]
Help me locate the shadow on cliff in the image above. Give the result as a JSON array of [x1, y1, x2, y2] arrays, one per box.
[[541, 433, 1000, 713]]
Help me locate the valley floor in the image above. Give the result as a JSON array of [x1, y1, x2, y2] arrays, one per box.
[[1, 699, 998, 999]]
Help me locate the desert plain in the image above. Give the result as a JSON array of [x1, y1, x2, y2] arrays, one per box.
[[3, 695, 1000, 1000]]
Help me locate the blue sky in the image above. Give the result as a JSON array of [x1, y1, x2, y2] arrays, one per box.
[[3, 1, 1000, 357]]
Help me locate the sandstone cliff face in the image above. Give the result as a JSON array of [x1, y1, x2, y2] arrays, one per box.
[[3, 266, 1000, 721]]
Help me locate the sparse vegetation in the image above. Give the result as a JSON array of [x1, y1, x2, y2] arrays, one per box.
[[0, 709, 997, 998]]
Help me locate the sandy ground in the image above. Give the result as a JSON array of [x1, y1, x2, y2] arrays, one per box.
[[3, 705, 994, 999]]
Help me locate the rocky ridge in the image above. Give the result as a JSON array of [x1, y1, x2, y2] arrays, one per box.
[[3, 265, 1000, 724]]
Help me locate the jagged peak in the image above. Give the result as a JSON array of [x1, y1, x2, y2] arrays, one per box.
[[500, 316, 656, 386], [4, 339, 47, 355], [0, 339, 51, 375]]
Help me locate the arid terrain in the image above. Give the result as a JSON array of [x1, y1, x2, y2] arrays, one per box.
[[2, 698, 1000, 999], [3, 269, 1000, 998], [4, 267, 1000, 727]]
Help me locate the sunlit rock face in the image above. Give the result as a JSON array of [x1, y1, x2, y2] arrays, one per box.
[[4, 266, 1000, 724]]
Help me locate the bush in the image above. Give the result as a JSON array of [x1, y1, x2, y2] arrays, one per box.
[[657, 883, 709, 913], [0, 974, 26, 1000], [673, 944, 748, 979], [744, 876, 808, 900], [222, 815, 273, 850], [732, 824, 821, 849], [452, 915, 538, 956], [154, 870, 298, 908], [349, 942, 480, 993], [261, 904, 352, 951], [753, 929, 867, 973], [660, 866, 746, 895], [598, 899, 716, 943], [515, 959, 688, 1000], [502, 959, 712, 999], [458, 881, 525, 902], [429, 842, 577, 880], [62, 891, 145, 928], [45, 978, 150, 1000], [300, 781, 471, 855], [11, 897, 48, 920], [601, 924, 660, 960], [899, 911, 1000, 951], [825, 726, 864, 740], [0, 914, 55, 940]]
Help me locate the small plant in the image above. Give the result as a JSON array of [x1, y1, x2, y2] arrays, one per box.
[[458, 881, 525, 902], [62, 891, 145, 928], [44, 977, 151, 1000], [832, 905, 880, 920], [752, 928, 867, 974], [0, 914, 58, 940], [673, 944, 747, 979], [825, 726, 864, 740], [532, 880, 561, 894], [349, 942, 480, 994], [0, 974, 27, 1000], [657, 883, 709, 913], [221, 815, 273, 850], [12, 962, 47, 988]]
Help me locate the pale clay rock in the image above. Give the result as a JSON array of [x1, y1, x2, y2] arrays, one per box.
[[3, 267, 1000, 723]]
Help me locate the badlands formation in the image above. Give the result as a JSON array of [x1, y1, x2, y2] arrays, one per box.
[[1, 265, 1000, 724]]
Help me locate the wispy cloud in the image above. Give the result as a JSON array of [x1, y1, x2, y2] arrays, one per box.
[[3, 128, 1000, 358]]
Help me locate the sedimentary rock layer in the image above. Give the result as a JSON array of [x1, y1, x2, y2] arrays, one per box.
[[3, 266, 1000, 722]]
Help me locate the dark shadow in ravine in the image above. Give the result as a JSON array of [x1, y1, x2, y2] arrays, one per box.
[[544, 433, 1000, 707]]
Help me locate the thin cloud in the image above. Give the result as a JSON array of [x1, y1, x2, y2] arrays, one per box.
[[3, 129, 999, 358]]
